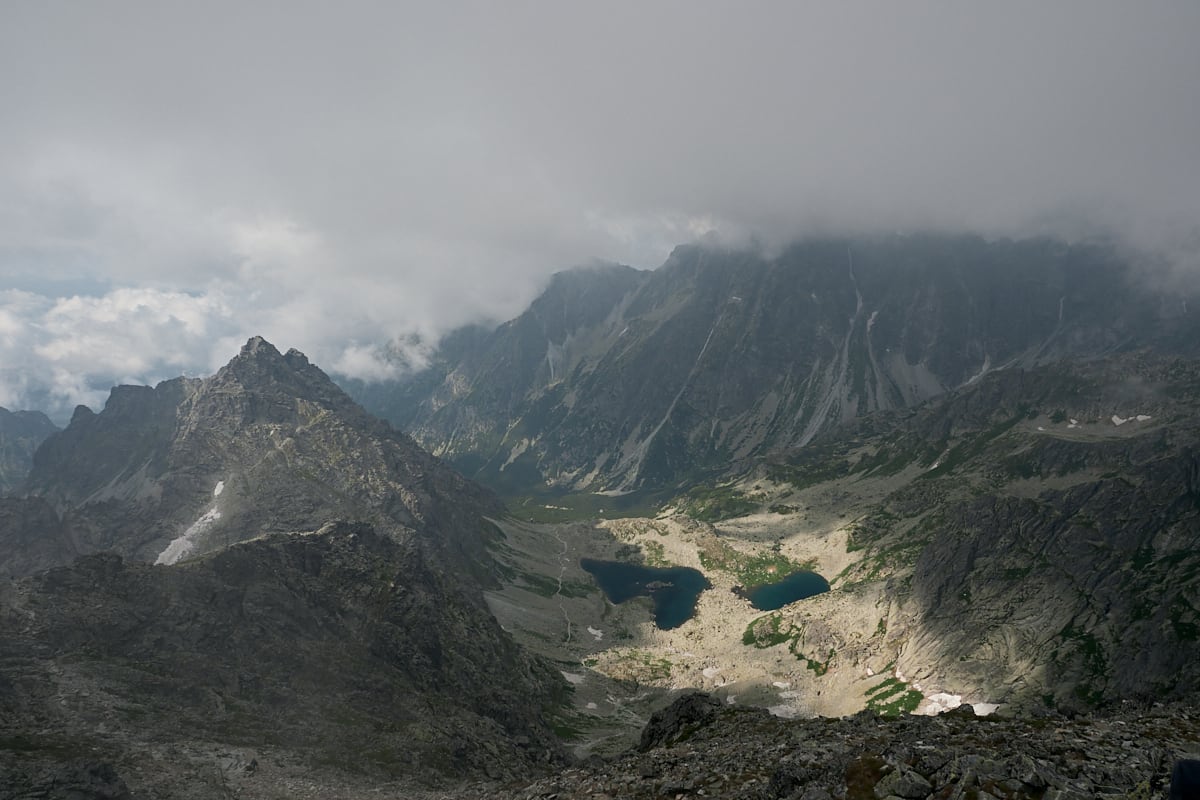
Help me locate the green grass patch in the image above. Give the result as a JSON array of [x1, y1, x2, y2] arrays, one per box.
[[742, 613, 791, 648], [610, 649, 674, 683], [680, 483, 761, 521], [865, 675, 923, 716], [742, 614, 835, 674], [698, 538, 815, 589], [641, 540, 670, 567]]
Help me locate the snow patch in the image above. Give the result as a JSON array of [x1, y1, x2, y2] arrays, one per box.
[[1037, 426, 1045, 431], [586, 702, 598, 710], [213, 480, 225, 497], [919, 692, 962, 715], [561, 672, 586, 685], [500, 438, 531, 471], [928, 448, 950, 471], [972, 702, 999, 717], [1136, 414, 1152, 421], [587, 626, 604, 641], [965, 355, 992, 386], [772, 681, 791, 689], [1112, 415, 1128, 426], [156, 505, 222, 565]]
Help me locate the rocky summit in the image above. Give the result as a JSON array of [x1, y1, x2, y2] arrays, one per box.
[[0, 337, 568, 794], [10, 335, 502, 577]]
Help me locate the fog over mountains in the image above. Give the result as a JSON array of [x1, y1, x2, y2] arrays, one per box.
[[2, 3, 1199, 419], [353, 235, 1200, 492]]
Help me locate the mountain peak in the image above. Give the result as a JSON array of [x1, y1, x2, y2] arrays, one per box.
[[236, 335, 284, 361], [209, 336, 362, 426]]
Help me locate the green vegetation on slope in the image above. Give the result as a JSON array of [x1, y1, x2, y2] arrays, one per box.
[[699, 538, 816, 589], [679, 483, 762, 521], [741, 613, 835, 675]]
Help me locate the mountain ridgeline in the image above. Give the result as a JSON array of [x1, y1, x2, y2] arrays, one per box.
[[0, 336, 567, 788], [16, 336, 501, 577], [358, 235, 1198, 494]]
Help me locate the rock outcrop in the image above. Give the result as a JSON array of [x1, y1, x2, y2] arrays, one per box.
[[506, 693, 1200, 800]]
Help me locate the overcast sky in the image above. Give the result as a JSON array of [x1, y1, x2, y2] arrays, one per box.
[[2, 2, 1199, 421]]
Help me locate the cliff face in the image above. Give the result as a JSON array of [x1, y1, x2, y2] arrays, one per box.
[[360, 235, 1199, 493], [0, 407, 57, 493]]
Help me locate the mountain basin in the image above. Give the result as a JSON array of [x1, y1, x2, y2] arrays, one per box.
[[742, 571, 830, 611], [580, 558, 711, 630]]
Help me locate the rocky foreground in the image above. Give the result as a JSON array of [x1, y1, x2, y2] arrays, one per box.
[[499, 693, 1200, 800], [4, 691, 1199, 798]]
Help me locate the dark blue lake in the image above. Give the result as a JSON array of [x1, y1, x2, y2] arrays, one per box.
[[580, 558, 711, 630], [745, 571, 830, 610]]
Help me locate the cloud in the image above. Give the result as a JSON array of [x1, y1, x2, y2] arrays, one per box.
[[1, 2, 1198, 417]]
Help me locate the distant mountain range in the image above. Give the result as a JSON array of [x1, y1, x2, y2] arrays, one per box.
[[353, 234, 1199, 494]]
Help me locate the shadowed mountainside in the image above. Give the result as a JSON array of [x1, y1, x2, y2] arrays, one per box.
[[0, 406, 57, 494], [357, 235, 1199, 494]]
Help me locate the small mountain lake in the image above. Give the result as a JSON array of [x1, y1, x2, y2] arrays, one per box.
[[742, 571, 830, 610], [580, 558, 711, 630]]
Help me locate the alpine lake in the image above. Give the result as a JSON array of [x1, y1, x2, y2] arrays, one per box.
[[581, 559, 829, 629]]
